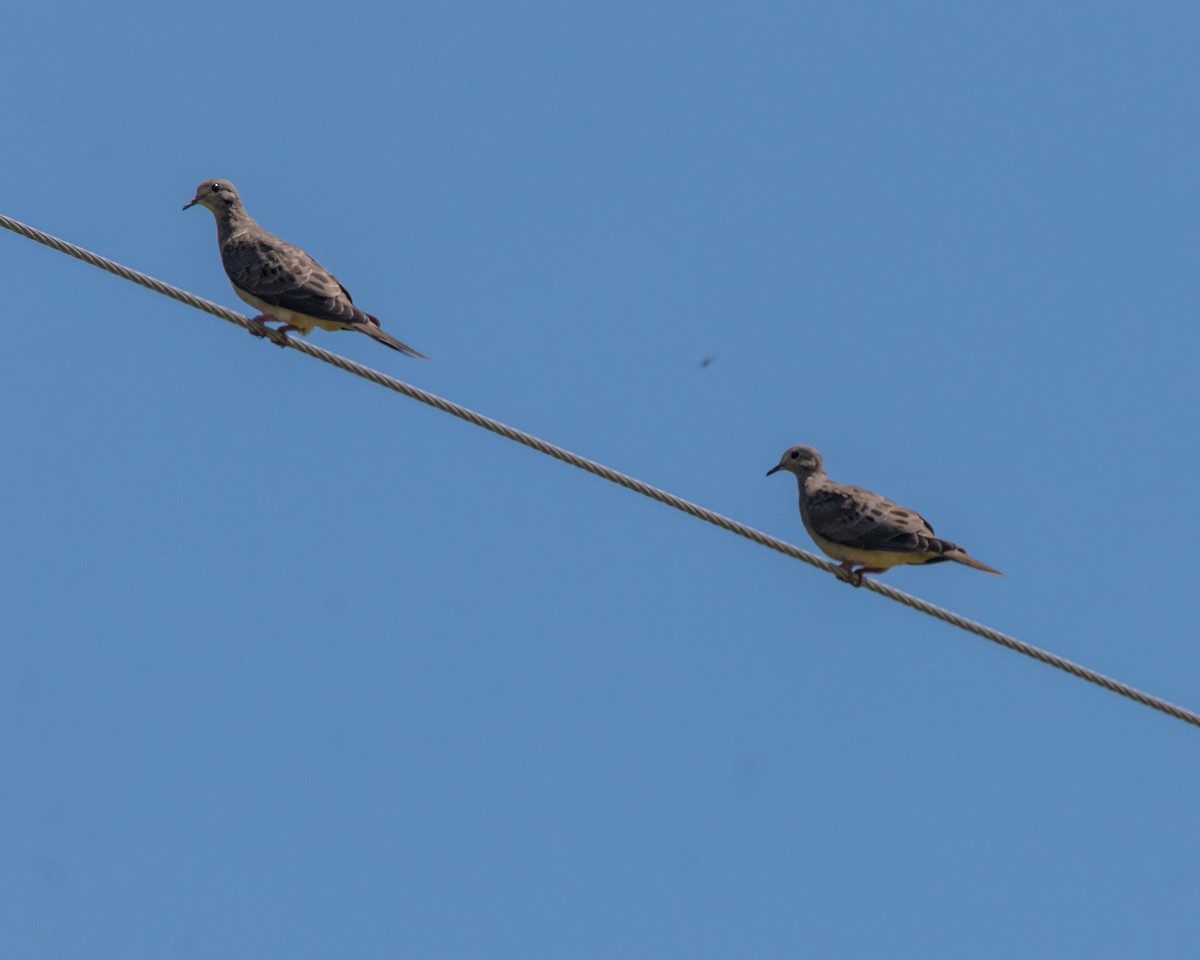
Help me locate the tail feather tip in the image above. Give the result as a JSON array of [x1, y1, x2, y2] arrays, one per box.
[[955, 552, 1003, 576]]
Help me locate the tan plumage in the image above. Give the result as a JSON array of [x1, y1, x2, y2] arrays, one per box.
[[183, 179, 426, 358], [767, 445, 1001, 586]]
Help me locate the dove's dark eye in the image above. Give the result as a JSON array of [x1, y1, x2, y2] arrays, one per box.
[[790, 451, 799, 459], [210, 183, 220, 192]]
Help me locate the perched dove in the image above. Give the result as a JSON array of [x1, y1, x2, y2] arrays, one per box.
[[183, 179, 425, 358], [767, 445, 1001, 586]]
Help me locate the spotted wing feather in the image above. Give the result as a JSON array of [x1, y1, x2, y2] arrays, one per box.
[[806, 483, 958, 557], [221, 232, 370, 328]]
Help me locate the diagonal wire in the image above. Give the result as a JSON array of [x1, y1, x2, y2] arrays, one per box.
[[3, 210, 1198, 730]]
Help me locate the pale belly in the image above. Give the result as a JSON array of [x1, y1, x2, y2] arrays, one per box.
[[231, 287, 347, 333], [808, 531, 931, 570]]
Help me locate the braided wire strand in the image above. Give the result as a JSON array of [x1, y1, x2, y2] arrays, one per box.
[[3, 211, 1197, 730]]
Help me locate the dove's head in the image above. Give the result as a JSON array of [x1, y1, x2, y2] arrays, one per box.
[[766, 445, 824, 479], [183, 179, 242, 214]]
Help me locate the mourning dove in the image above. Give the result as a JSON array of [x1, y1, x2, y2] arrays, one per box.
[[183, 179, 425, 358], [767, 445, 1001, 586]]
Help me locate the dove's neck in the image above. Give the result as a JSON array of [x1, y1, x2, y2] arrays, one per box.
[[796, 471, 831, 511], [214, 205, 256, 244], [798, 471, 829, 496]]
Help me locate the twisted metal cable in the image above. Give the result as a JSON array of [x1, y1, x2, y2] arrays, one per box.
[[4, 210, 1197, 730]]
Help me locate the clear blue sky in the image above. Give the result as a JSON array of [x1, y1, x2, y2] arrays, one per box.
[[3, 1, 1199, 956]]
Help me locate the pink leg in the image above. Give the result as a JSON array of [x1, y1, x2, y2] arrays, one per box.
[[837, 563, 886, 588], [246, 314, 272, 338], [245, 315, 292, 348], [836, 562, 862, 587]]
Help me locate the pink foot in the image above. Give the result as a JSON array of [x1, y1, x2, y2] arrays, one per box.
[[246, 314, 272, 338], [836, 564, 886, 588], [836, 563, 862, 587], [245, 315, 291, 348]]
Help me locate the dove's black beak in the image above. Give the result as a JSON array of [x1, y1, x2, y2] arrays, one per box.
[[766, 465, 782, 477], [182, 198, 199, 211]]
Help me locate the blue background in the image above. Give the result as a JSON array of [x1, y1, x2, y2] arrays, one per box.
[[3, 1, 1199, 956]]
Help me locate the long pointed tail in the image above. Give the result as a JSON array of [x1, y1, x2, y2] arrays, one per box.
[[361, 316, 428, 359], [950, 550, 1003, 576]]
